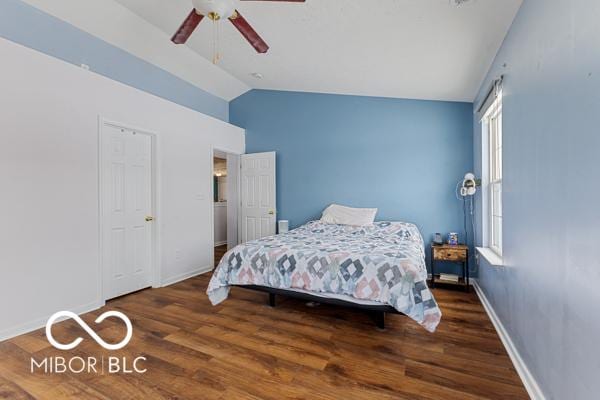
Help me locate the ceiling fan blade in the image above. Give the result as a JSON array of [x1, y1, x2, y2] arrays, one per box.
[[229, 10, 269, 54], [171, 9, 204, 44]]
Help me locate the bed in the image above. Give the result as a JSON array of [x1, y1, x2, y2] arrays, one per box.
[[207, 220, 442, 332]]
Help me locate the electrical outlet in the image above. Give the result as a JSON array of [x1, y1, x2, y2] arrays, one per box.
[[175, 249, 182, 261]]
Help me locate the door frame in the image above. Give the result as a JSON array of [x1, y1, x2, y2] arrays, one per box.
[[98, 117, 161, 301], [210, 146, 241, 269]]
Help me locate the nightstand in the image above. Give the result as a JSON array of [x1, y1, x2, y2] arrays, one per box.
[[430, 244, 469, 292]]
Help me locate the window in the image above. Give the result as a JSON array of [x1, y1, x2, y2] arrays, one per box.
[[483, 92, 503, 256]]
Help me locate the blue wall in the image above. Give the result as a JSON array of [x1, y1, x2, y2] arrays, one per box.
[[231, 90, 473, 273], [0, 0, 229, 121], [472, 1, 599, 399]]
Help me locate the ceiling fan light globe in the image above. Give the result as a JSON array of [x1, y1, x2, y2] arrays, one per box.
[[192, 0, 236, 20]]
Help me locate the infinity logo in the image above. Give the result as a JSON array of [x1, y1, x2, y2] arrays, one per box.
[[45, 311, 133, 351]]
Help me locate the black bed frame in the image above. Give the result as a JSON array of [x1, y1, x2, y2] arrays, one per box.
[[233, 285, 402, 329]]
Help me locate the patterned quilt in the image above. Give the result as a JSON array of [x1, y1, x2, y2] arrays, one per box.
[[207, 221, 441, 332]]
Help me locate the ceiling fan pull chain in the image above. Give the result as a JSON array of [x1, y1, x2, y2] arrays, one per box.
[[212, 18, 218, 64], [216, 19, 221, 63]]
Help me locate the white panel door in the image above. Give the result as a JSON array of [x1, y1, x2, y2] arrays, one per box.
[[101, 123, 153, 300], [241, 152, 276, 243]]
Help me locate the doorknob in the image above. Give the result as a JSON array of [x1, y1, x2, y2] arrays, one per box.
[[145, 216, 154, 222], [268, 210, 275, 215]]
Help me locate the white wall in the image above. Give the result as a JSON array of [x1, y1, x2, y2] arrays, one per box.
[[0, 38, 245, 339], [19, 0, 250, 101]]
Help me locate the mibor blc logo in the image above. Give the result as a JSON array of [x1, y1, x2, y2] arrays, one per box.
[[46, 311, 132, 350], [30, 310, 146, 374]]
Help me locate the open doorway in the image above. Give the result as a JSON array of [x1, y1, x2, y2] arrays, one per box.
[[212, 149, 240, 268], [213, 152, 228, 266]]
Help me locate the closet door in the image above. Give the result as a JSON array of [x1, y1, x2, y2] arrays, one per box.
[[101, 122, 154, 300]]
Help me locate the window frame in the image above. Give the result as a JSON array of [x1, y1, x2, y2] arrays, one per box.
[[483, 92, 503, 257]]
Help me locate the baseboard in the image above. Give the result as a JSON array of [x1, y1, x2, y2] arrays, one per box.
[[161, 266, 212, 287], [1, 266, 212, 342], [214, 241, 227, 247], [472, 280, 545, 400], [0, 300, 104, 342]]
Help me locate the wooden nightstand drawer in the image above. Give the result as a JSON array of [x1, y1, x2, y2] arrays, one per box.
[[433, 246, 467, 261]]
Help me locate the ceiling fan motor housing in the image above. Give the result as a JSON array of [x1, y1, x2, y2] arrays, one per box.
[[192, 0, 237, 20]]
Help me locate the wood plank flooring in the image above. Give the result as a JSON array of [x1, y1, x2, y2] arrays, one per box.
[[0, 275, 529, 399]]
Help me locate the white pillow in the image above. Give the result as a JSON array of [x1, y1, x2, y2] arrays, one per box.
[[320, 204, 378, 226]]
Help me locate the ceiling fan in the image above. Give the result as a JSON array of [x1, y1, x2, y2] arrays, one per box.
[[171, 0, 305, 59]]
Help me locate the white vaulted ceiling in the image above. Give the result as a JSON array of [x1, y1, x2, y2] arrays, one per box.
[[114, 0, 522, 102], [26, 0, 523, 102]]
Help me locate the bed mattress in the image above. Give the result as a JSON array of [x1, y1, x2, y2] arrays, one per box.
[[207, 220, 442, 332]]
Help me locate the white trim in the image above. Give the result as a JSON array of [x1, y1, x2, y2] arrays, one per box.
[[0, 300, 104, 342], [161, 266, 212, 287], [98, 117, 161, 299], [476, 247, 504, 267], [214, 241, 228, 247], [472, 280, 545, 400]]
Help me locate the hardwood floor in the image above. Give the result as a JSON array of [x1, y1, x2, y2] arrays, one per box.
[[214, 244, 228, 267], [0, 275, 528, 399]]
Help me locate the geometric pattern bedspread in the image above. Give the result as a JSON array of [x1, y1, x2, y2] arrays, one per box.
[[207, 221, 442, 332]]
